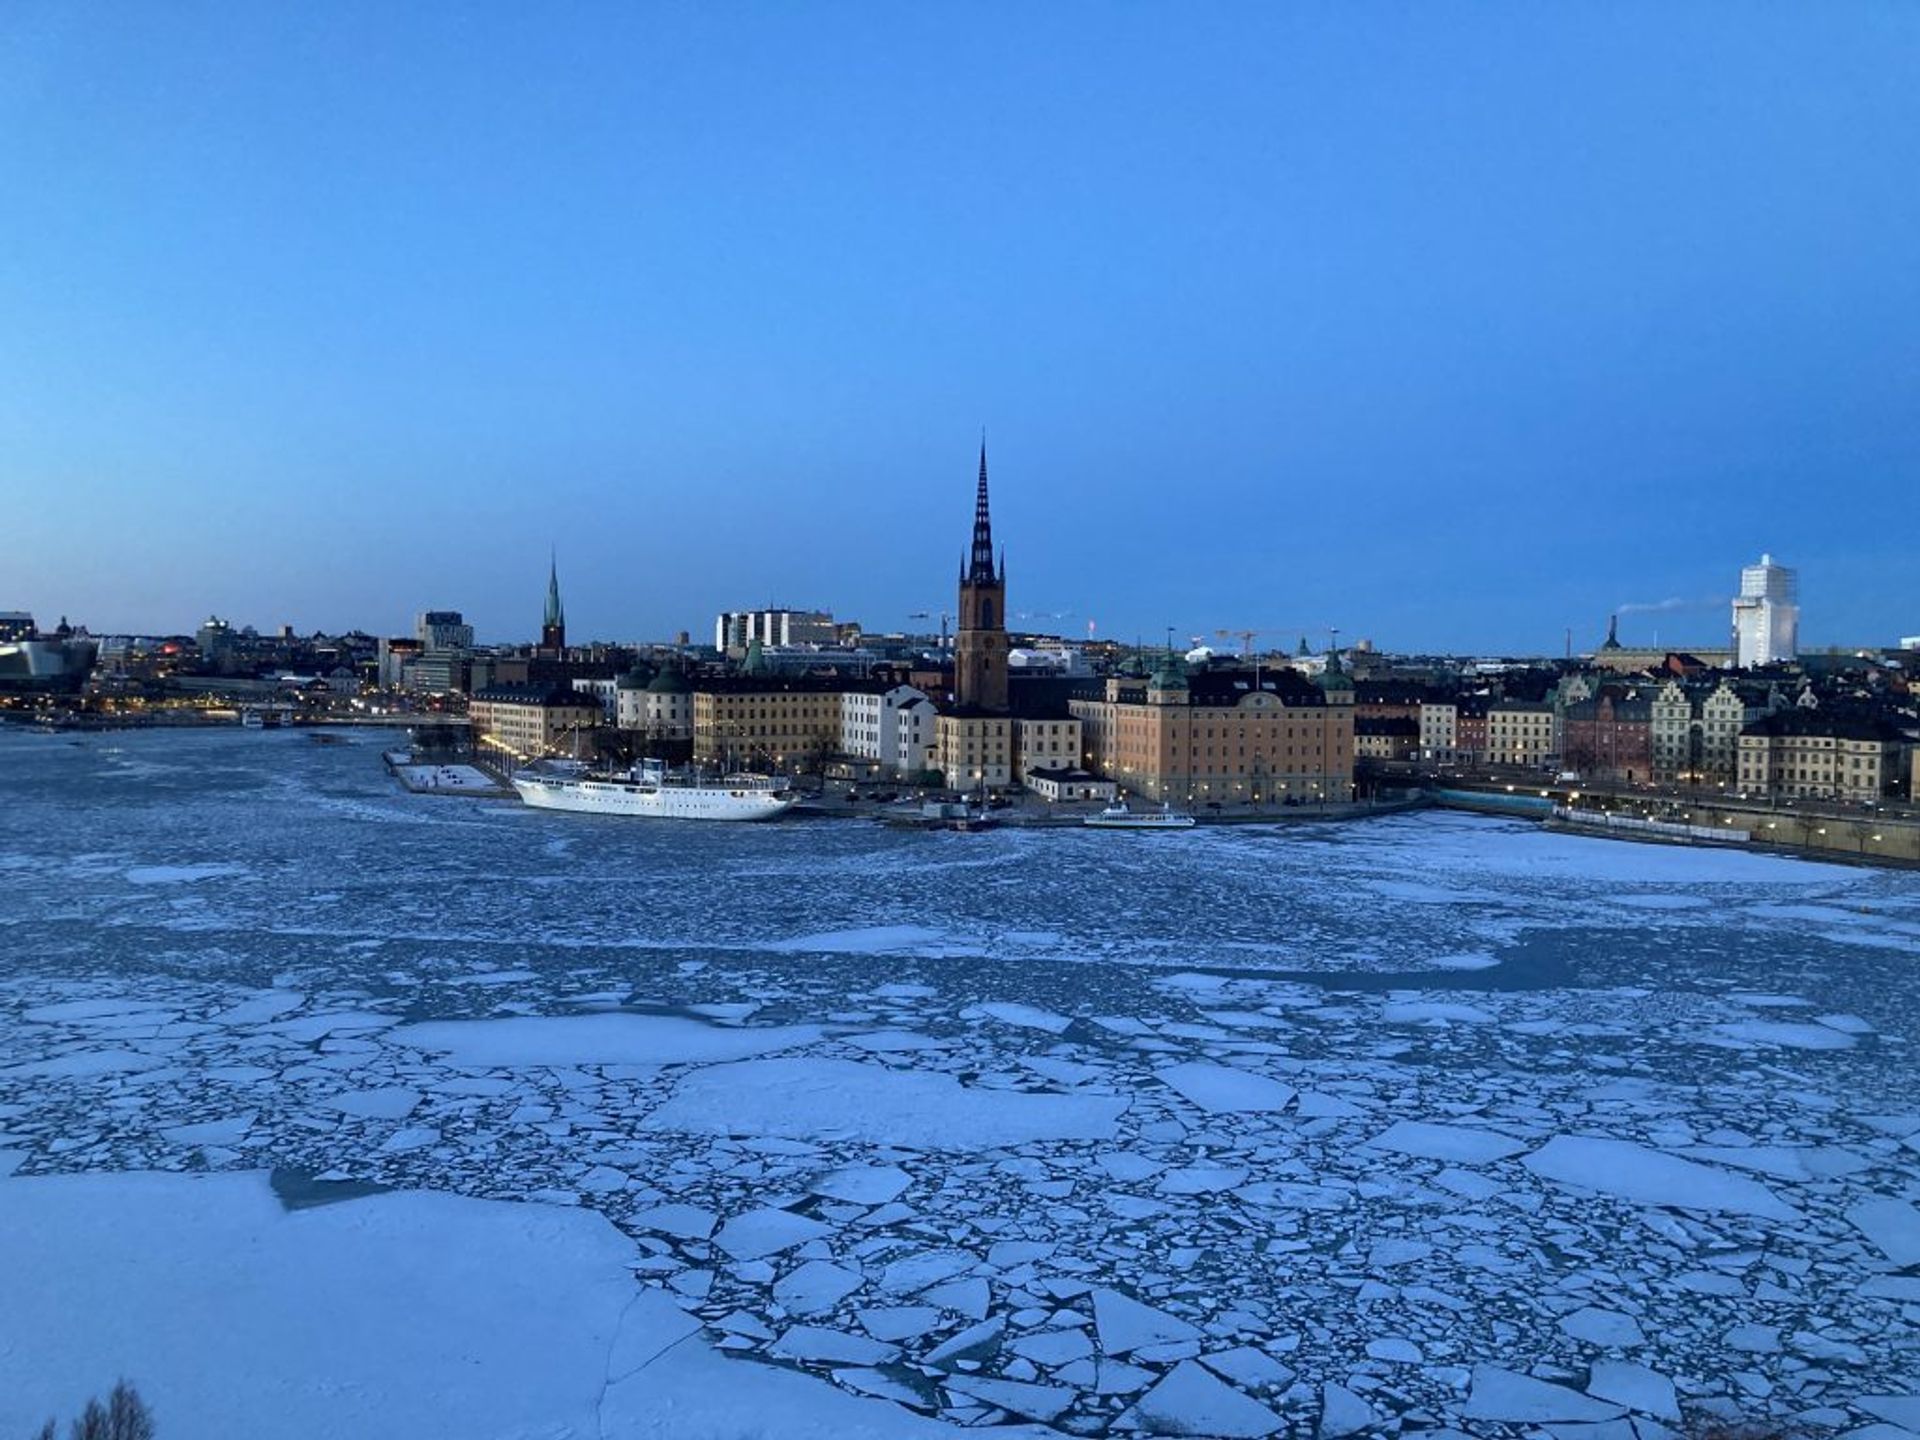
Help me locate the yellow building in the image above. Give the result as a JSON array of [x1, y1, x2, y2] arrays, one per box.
[[1071, 660, 1354, 804], [1016, 717, 1084, 777], [1737, 712, 1906, 803], [934, 712, 1014, 790], [467, 686, 602, 761], [1355, 716, 1419, 761], [1485, 700, 1557, 769], [692, 677, 845, 772]]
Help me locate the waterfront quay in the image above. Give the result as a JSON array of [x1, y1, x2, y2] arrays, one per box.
[[1418, 771, 1920, 867]]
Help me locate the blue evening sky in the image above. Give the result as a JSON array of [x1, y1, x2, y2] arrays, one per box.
[[3, 3, 1916, 652]]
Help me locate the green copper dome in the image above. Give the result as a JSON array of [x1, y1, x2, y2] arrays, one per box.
[[615, 664, 654, 691], [647, 666, 691, 694], [1149, 655, 1188, 690]]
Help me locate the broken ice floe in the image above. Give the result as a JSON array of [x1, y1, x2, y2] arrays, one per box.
[[4, 738, 1918, 1439]]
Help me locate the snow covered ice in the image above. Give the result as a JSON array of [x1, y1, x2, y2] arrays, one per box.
[[4, 727, 1920, 1438]]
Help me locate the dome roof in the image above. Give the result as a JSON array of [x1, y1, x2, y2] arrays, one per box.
[[615, 664, 654, 691], [1318, 650, 1353, 692], [1148, 655, 1189, 690], [647, 666, 691, 694]]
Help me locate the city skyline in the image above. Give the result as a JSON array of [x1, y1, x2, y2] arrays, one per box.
[[5, 6, 1917, 646], [2, 530, 1853, 661]]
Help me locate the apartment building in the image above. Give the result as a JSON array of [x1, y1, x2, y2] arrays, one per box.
[[1071, 661, 1354, 804]]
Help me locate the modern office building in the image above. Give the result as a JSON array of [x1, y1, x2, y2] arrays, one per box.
[[713, 608, 838, 654], [415, 611, 474, 653]]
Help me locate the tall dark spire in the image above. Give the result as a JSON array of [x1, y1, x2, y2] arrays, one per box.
[[545, 550, 565, 630], [540, 549, 567, 652], [968, 439, 996, 583]]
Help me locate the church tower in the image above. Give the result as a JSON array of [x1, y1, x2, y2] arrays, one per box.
[[540, 552, 567, 654], [953, 442, 1009, 712]]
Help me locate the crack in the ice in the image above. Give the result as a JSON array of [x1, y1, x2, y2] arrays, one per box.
[[594, 1286, 702, 1440]]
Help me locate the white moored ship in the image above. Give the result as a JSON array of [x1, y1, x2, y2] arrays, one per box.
[[511, 759, 797, 822], [1084, 800, 1196, 830]]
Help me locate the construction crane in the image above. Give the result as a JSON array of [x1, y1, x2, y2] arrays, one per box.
[[1214, 628, 1267, 660], [907, 612, 952, 651], [1214, 628, 1271, 689]]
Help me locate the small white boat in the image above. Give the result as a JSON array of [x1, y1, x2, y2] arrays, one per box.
[[511, 759, 797, 822], [1084, 800, 1196, 830]]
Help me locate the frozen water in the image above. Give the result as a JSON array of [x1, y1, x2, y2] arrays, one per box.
[[1381, 999, 1495, 1023], [1366, 1119, 1528, 1164], [773, 1260, 864, 1314], [391, 1013, 824, 1067], [0, 1169, 690, 1440], [769, 1324, 897, 1365], [714, 1206, 832, 1260], [1120, 1360, 1284, 1437], [3, 730, 1917, 1438], [1860, 1398, 1920, 1430], [632, 1202, 716, 1239], [1319, 1381, 1378, 1437], [1714, 1019, 1858, 1050], [858, 1304, 943, 1341], [1847, 1198, 1920, 1266], [1093, 1288, 1202, 1354], [325, 1087, 421, 1120], [1560, 1306, 1647, 1348], [123, 863, 248, 885], [1523, 1136, 1799, 1220], [646, 1057, 1128, 1147], [1588, 1361, 1681, 1420], [944, 1374, 1076, 1421], [811, 1163, 913, 1204], [967, 1000, 1073, 1033], [1157, 1060, 1297, 1113], [1464, 1365, 1628, 1423]]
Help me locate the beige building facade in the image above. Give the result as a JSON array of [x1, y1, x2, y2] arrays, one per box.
[[1419, 702, 1457, 763], [693, 679, 843, 771], [1485, 700, 1557, 769], [1737, 714, 1905, 803], [1016, 717, 1084, 777], [1071, 664, 1354, 804], [468, 687, 601, 761], [1653, 678, 1773, 786], [934, 713, 1014, 789]]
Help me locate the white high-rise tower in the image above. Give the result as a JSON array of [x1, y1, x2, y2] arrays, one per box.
[[1732, 553, 1798, 667]]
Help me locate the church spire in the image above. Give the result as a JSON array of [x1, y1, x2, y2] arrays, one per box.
[[544, 549, 565, 629], [540, 549, 566, 652], [968, 438, 996, 583]]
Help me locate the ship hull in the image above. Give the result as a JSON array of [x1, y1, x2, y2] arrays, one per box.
[[511, 774, 796, 821]]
